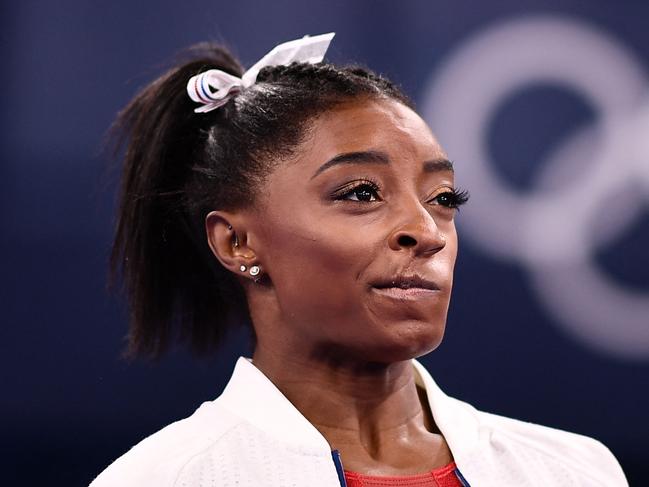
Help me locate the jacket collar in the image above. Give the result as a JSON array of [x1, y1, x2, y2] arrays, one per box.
[[411, 360, 480, 461], [217, 357, 331, 454], [217, 357, 480, 459]]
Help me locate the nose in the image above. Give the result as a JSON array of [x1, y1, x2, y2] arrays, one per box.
[[387, 203, 446, 255]]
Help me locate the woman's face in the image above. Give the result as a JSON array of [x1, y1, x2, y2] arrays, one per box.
[[248, 98, 459, 364]]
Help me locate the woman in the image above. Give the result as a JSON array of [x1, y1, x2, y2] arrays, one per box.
[[91, 33, 627, 486]]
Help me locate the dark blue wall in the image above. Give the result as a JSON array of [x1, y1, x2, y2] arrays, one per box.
[[3, 1, 648, 485]]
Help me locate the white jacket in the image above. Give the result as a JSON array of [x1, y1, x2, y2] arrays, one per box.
[[90, 357, 628, 486]]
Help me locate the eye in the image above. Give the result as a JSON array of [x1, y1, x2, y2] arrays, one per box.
[[333, 181, 381, 202], [431, 188, 470, 210]]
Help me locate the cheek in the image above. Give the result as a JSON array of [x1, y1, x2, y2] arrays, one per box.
[[445, 223, 459, 272], [258, 213, 375, 325], [438, 225, 458, 294]]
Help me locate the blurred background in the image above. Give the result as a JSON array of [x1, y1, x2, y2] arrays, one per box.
[[2, 0, 648, 485]]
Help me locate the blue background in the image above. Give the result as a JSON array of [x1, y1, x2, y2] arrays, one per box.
[[2, 1, 648, 485]]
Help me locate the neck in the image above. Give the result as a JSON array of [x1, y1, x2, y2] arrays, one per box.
[[252, 343, 437, 452], [245, 290, 452, 474]]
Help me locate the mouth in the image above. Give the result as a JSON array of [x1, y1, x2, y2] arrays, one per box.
[[370, 274, 441, 300]]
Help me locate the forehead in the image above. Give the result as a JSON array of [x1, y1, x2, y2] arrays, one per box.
[[299, 98, 445, 163], [257, 99, 451, 210]]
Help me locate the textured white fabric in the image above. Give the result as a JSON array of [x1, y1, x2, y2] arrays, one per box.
[[89, 357, 628, 486]]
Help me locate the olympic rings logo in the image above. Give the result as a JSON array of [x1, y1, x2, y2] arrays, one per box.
[[421, 16, 649, 360]]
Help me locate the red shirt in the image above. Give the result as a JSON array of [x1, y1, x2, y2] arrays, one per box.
[[344, 461, 464, 487]]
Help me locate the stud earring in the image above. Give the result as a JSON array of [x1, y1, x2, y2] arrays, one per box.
[[239, 265, 247, 272], [249, 265, 260, 277]]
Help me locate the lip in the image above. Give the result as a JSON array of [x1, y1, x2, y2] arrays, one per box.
[[371, 274, 440, 291], [370, 274, 441, 300], [371, 286, 440, 300]]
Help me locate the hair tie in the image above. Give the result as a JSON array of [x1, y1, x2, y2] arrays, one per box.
[[186, 32, 335, 113]]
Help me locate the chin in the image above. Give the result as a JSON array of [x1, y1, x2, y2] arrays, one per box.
[[365, 320, 447, 363]]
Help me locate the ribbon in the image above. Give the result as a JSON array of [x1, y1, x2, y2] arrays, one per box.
[[187, 32, 335, 113]]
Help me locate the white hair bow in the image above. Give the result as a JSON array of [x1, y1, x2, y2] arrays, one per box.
[[187, 32, 335, 113]]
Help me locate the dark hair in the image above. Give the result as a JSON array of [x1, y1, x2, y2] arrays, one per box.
[[110, 41, 413, 359]]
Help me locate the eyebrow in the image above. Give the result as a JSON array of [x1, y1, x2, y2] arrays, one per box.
[[310, 150, 454, 179]]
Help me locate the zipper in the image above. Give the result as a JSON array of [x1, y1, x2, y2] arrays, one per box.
[[331, 450, 347, 487], [454, 467, 471, 487]]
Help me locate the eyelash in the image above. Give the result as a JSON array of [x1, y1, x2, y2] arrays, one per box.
[[332, 179, 470, 210]]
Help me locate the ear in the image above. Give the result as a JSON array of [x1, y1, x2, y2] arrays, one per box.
[[205, 210, 258, 275]]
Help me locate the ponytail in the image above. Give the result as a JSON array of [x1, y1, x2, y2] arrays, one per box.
[[110, 44, 247, 358]]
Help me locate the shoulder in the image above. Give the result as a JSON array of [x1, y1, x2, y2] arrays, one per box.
[[89, 400, 242, 487], [471, 404, 627, 485], [413, 360, 627, 485]]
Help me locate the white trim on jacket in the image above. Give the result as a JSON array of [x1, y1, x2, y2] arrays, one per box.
[[90, 357, 628, 486]]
